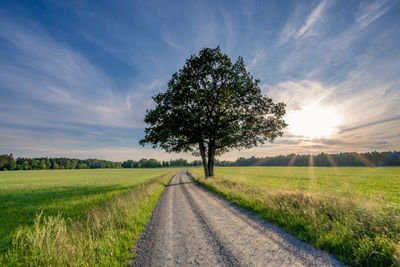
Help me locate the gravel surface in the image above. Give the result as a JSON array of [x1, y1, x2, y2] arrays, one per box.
[[131, 170, 344, 266]]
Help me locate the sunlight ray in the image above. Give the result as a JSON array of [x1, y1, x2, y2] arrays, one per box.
[[288, 154, 297, 166], [326, 154, 338, 167], [308, 155, 316, 190], [351, 153, 376, 167]]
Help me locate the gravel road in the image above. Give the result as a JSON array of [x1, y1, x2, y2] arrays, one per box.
[[131, 170, 344, 266]]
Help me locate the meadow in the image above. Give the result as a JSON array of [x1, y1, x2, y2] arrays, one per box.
[[0, 168, 179, 266], [191, 166, 400, 266]]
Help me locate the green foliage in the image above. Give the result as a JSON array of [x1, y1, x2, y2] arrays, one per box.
[[0, 168, 178, 255], [0, 154, 16, 171], [121, 158, 202, 168], [216, 151, 400, 167], [140, 46, 287, 177], [0, 155, 122, 171], [76, 163, 88, 169], [0, 170, 176, 266], [122, 158, 161, 168], [191, 167, 400, 266]]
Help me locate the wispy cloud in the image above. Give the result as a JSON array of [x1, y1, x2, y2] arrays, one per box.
[[279, 0, 328, 45], [296, 0, 328, 38], [248, 48, 268, 70], [0, 0, 399, 160], [263, 77, 400, 155], [0, 12, 142, 129], [266, 80, 335, 110], [356, 0, 391, 28], [340, 117, 400, 134]]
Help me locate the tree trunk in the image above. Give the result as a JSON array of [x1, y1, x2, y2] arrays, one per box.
[[208, 154, 215, 177], [199, 142, 209, 177], [207, 140, 215, 177]]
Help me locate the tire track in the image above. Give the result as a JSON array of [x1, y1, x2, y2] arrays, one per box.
[[131, 170, 344, 266]]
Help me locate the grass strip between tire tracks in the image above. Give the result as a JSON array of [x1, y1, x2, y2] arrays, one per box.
[[0, 171, 177, 266]]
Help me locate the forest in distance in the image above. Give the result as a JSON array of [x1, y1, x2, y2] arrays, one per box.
[[0, 151, 399, 171]]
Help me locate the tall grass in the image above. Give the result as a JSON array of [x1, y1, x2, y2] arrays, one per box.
[[0, 168, 176, 252], [0, 172, 174, 266], [190, 168, 400, 266]]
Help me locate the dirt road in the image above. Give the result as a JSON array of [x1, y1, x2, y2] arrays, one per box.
[[132, 170, 344, 266]]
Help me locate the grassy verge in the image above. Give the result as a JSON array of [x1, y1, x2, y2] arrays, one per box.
[[0, 171, 176, 266], [190, 167, 400, 266], [0, 168, 177, 252]]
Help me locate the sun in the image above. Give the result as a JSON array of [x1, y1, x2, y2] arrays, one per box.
[[286, 103, 341, 139]]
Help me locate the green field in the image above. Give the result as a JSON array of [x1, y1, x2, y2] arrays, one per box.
[[0, 168, 178, 266], [191, 166, 400, 266]]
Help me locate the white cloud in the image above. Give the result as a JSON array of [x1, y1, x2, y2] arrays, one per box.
[[278, 0, 328, 45], [0, 13, 143, 129], [296, 0, 328, 38], [260, 78, 400, 156], [163, 33, 182, 50], [1, 1, 399, 161], [0, 125, 195, 161], [266, 80, 335, 109], [248, 48, 268, 70], [356, 0, 391, 28]]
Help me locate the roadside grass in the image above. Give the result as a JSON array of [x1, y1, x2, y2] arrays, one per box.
[[0, 169, 178, 266], [190, 167, 400, 266]]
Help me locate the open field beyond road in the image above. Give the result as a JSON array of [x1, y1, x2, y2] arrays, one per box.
[[191, 166, 400, 266], [0, 168, 179, 266]]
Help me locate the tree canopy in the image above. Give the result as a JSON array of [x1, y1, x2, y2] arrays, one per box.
[[140, 47, 287, 177]]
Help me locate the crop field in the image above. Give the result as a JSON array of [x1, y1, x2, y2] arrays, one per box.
[[191, 166, 400, 266], [0, 168, 179, 266]]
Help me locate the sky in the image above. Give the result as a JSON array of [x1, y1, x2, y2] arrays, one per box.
[[0, 0, 399, 161]]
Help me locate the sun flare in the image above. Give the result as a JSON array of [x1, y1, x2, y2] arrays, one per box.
[[286, 103, 341, 139]]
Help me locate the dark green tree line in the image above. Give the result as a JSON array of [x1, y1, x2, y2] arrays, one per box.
[[0, 155, 121, 171], [121, 158, 202, 168], [215, 151, 400, 167], [1, 151, 398, 171]]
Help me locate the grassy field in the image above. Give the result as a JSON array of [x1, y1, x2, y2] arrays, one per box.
[[191, 166, 400, 266], [0, 168, 179, 266]]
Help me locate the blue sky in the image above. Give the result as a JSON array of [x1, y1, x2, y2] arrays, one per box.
[[0, 0, 399, 161]]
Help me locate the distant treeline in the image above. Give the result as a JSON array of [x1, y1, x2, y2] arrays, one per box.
[[0, 155, 121, 171], [216, 151, 400, 167], [121, 158, 202, 168], [1, 151, 399, 171], [0, 154, 199, 171]]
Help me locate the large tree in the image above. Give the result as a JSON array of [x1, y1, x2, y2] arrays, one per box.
[[140, 47, 287, 177]]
